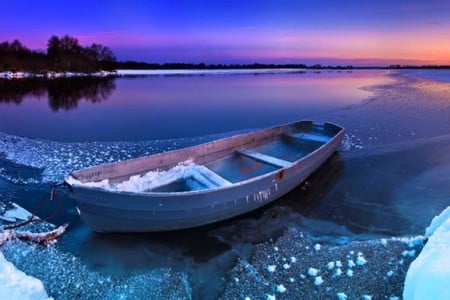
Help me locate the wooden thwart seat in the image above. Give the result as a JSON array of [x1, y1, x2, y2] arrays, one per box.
[[191, 165, 233, 188], [238, 150, 291, 168]]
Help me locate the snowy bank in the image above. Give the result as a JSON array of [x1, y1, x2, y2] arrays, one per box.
[[0, 252, 50, 300], [404, 206, 450, 300]]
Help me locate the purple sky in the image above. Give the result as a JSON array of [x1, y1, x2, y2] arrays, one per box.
[[1, 0, 449, 66]]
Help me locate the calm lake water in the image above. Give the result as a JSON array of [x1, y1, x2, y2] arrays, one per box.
[[0, 70, 391, 141]]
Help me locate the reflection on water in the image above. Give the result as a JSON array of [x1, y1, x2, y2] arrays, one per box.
[[0, 77, 116, 111], [0, 70, 391, 141]]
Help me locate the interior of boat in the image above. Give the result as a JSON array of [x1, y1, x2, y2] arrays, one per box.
[[69, 122, 341, 193], [150, 132, 331, 193]]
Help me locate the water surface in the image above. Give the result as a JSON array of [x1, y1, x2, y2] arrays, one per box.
[[0, 70, 391, 141]]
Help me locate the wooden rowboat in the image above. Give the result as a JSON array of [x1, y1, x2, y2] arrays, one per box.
[[65, 121, 345, 232]]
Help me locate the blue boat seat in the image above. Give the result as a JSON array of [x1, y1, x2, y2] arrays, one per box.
[[190, 165, 233, 188]]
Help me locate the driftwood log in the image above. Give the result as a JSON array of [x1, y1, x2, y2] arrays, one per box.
[[0, 223, 68, 246]]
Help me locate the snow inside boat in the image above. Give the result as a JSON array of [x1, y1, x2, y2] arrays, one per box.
[[65, 121, 345, 232]]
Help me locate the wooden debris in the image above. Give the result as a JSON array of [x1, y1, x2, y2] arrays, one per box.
[[0, 223, 68, 246]]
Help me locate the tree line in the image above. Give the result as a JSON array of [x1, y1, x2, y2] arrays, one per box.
[[0, 35, 116, 73]]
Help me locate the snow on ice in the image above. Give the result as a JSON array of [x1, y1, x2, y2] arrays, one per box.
[[404, 206, 450, 300], [0, 252, 50, 300]]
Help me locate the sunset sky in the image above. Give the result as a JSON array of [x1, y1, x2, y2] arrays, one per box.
[[1, 0, 449, 66]]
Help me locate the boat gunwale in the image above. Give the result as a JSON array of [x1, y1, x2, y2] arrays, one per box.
[[65, 121, 344, 197]]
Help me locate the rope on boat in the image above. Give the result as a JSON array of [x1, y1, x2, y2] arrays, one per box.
[[3, 182, 69, 230]]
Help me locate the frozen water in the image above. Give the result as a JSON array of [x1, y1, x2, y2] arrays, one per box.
[[1, 241, 191, 299], [0, 131, 229, 183], [402, 69, 450, 83]]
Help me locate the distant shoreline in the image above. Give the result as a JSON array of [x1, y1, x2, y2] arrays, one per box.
[[1, 67, 449, 80], [0, 70, 117, 79]]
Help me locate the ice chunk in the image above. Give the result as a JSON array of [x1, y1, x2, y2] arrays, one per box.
[[348, 260, 356, 268], [326, 261, 335, 270], [356, 255, 367, 266], [313, 243, 321, 251], [307, 267, 319, 276], [267, 265, 276, 273], [404, 206, 450, 300], [337, 292, 348, 300], [314, 276, 324, 286], [266, 294, 276, 300], [3, 203, 33, 221], [0, 252, 50, 299], [346, 269, 353, 277], [276, 284, 286, 293], [362, 295, 372, 300], [290, 257, 297, 263], [335, 260, 342, 268]]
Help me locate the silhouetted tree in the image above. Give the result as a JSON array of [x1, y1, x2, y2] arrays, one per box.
[[1, 35, 118, 73]]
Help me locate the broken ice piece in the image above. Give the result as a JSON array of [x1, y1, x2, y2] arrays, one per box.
[[276, 284, 286, 293], [314, 276, 324, 286], [307, 267, 319, 276]]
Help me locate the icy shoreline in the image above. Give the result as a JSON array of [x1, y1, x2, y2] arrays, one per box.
[[0, 70, 117, 79]]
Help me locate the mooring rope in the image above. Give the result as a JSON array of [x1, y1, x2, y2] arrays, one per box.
[[2, 182, 68, 230]]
